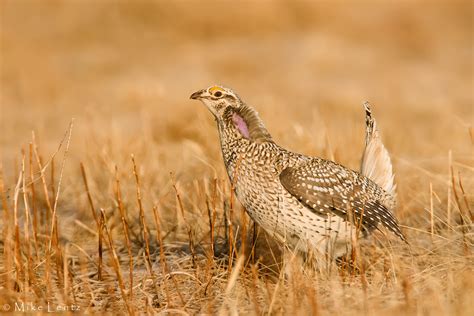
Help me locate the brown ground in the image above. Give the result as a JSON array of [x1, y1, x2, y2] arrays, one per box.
[[0, 1, 472, 315]]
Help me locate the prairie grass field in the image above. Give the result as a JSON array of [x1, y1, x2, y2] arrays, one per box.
[[0, 1, 473, 315]]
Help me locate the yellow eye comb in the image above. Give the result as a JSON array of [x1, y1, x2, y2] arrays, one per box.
[[209, 86, 224, 94]]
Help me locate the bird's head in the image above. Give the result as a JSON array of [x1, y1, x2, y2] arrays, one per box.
[[190, 85, 243, 118], [190, 85, 272, 142]]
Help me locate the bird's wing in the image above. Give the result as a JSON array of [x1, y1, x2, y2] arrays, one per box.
[[279, 158, 405, 241], [360, 102, 397, 206]]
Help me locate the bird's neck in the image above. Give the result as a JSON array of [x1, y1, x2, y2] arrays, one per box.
[[222, 105, 272, 140], [216, 105, 274, 177], [217, 120, 248, 173]]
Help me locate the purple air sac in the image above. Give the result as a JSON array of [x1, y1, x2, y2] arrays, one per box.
[[232, 112, 250, 138]]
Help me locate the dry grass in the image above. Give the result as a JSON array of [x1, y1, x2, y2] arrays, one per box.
[[0, 1, 473, 315]]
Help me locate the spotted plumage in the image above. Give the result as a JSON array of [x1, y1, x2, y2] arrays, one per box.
[[191, 85, 405, 257]]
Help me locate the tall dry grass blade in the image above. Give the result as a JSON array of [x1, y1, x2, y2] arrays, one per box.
[[168, 270, 186, 308], [142, 251, 162, 313], [207, 177, 218, 258], [305, 276, 319, 316], [31, 132, 56, 295], [451, 171, 471, 256], [21, 150, 33, 297], [50, 156, 56, 201], [152, 203, 171, 307], [228, 199, 235, 271], [131, 155, 161, 301], [53, 216, 65, 288], [262, 233, 279, 275], [114, 165, 134, 300], [249, 263, 261, 315], [100, 209, 134, 315], [401, 276, 413, 312], [287, 253, 301, 314], [0, 162, 14, 292], [12, 161, 23, 290], [131, 155, 152, 267], [170, 172, 186, 220], [324, 131, 336, 162], [251, 222, 257, 263], [28, 143, 40, 261], [360, 259, 369, 314], [447, 151, 453, 235], [98, 207, 104, 281], [212, 179, 219, 253], [80, 162, 99, 227], [218, 256, 245, 316], [171, 171, 196, 268], [80, 162, 104, 280], [206, 197, 214, 258], [240, 205, 247, 262], [450, 168, 469, 235], [23, 123, 71, 191], [38, 156, 47, 230], [47, 120, 74, 253], [430, 182, 434, 239], [267, 258, 285, 315], [39, 121, 74, 291], [151, 204, 166, 268], [31, 132, 57, 228], [457, 172, 473, 220]]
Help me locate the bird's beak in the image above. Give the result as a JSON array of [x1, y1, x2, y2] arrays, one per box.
[[190, 89, 206, 100]]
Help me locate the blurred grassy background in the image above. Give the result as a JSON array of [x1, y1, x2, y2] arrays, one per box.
[[0, 1, 472, 314], [1, 0, 472, 216], [1, 1, 472, 156]]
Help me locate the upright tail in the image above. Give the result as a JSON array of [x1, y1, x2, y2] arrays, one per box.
[[360, 102, 397, 209]]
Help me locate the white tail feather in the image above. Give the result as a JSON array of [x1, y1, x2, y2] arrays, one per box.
[[360, 102, 397, 209]]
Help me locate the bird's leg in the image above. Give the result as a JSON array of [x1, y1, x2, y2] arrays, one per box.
[[251, 221, 258, 263]]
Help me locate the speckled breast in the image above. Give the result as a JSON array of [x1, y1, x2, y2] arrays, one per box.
[[224, 141, 354, 254]]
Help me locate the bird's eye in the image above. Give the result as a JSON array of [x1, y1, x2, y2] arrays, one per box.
[[214, 91, 223, 97]]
